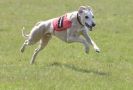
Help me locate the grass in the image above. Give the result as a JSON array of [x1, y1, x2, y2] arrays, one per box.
[[0, 0, 133, 90]]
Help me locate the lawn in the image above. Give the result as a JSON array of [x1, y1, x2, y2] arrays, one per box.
[[0, 0, 133, 90]]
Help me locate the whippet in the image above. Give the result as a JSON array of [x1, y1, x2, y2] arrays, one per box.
[[20, 6, 100, 64]]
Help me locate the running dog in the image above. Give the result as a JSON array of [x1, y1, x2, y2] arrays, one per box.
[[20, 6, 100, 64]]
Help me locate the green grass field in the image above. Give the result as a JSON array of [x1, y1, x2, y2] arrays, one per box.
[[0, 0, 133, 90]]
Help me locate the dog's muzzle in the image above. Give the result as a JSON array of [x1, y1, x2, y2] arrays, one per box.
[[85, 22, 96, 31]]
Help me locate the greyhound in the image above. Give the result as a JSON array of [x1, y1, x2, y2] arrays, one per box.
[[20, 6, 100, 64]]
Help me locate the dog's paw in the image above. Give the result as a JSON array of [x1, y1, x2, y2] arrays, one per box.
[[95, 49, 100, 53], [94, 46, 100, 53], [85, 50, 89, 54], [20, 47, 24, 53], [84, 47, 89, 54]]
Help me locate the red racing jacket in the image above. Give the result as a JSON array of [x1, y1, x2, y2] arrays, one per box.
[[53, 14, 72, 31]]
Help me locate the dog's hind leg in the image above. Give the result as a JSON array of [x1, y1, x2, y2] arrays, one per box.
[[20, 38, 36, 53], [30, 33, 52, 64], [20, 40, 29, 53], [20, 26, 44, 53]]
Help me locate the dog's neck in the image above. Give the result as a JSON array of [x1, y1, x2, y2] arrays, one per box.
[[77, 13, 84, 26]]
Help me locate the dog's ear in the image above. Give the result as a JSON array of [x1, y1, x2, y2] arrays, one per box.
[[86, 6, 92, 11], [78, 6, 86, 14]]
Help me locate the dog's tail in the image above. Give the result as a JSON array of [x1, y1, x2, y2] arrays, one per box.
[[21, 27, 29, 38]]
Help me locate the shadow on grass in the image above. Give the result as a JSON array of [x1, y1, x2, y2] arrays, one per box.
[[48, 62, 109, 76]]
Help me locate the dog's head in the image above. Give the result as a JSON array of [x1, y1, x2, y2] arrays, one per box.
[[78, 6, 96, 31]]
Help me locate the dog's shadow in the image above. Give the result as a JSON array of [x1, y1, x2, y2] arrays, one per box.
[[48, 62, 109, 76]]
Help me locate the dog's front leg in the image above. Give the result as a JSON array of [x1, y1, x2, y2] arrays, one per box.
[[67, 36, 89, 53], [82, 30, 100, 53]]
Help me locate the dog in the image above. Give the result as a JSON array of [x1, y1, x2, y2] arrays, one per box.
[[20, 6, 100, 64]]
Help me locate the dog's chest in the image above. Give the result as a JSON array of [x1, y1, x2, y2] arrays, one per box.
[[53, 14, 72, 31]]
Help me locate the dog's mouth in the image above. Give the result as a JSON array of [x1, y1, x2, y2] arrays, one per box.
[[85, 23, 93, 31]]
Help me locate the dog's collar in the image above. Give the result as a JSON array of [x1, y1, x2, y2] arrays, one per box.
[[77, 13, 84, 26]]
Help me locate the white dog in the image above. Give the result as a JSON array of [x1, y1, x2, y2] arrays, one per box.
[[20, 6, 100, 64]]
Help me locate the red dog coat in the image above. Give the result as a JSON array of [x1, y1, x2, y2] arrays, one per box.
[[53, 14, 72, 31]]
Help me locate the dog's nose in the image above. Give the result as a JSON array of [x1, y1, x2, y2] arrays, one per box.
[[92, 23, 96, 27]]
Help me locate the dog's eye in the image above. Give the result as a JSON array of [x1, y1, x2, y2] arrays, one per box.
[[92, 16, 94, 18], [85, 16, 89, 19]]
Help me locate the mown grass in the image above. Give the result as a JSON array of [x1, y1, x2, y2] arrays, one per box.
[[0, 0, 133, 90]]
